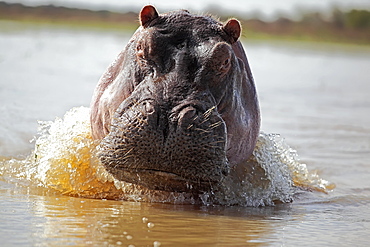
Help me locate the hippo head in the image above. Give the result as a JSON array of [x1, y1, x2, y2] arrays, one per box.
[[90, 6, 260, 192]]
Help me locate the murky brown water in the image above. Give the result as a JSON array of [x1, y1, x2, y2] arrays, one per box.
[[1, 21, 369, 246]]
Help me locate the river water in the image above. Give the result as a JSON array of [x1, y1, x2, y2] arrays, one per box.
[[0, 21, 369, 246]]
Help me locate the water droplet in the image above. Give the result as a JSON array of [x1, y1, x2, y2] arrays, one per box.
[[147, 222, 155, 228], [153, 241, 161, 247], [142, 217, 149, 223]]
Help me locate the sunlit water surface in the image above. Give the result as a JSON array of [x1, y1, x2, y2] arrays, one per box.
[[1, 22, 369, 246]]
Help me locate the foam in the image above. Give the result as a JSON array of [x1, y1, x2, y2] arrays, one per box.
[[0, 107, 334, 206]]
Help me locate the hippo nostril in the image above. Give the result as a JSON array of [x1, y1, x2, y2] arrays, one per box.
[[143, 101, 155, 114], [178, 106, 197, 128], [180, 106, 197, 119]]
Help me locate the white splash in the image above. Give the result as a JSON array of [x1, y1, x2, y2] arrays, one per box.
[[0, 106, 334, 206]]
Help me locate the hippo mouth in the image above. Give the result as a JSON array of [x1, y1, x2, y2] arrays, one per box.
[[97, 99, 229, 193], [103, 167, 219, 192]]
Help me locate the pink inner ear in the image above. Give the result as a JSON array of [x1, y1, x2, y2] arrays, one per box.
[[224, 19, 241, 43], [140, 5, 159, 27]]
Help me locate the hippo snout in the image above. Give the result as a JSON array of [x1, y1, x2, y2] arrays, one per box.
[[98, 95, 229, 192], [141, 99, 205, 132]]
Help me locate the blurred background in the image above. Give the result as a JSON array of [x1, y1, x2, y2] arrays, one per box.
[[2, 0, 370, 20], [1, 0, 370, 43]]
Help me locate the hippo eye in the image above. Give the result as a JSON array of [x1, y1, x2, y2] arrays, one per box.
[[220, 57, 231, 72], [174, 37, 187, 50], [176, 42, 186, 50], [137, 43, 142, 51], [136, 43, 145, 59]]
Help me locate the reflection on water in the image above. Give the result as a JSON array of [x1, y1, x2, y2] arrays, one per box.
[[2, 183, 369, 246], [0, 185, 291, 246], [1, 22, 370, 245]]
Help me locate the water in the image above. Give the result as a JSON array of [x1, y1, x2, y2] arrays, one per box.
[[1, 21, 370, 245]]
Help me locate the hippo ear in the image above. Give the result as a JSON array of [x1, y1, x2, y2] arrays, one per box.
[[140, 5, 159, 27], [223, 19, 241, 44]]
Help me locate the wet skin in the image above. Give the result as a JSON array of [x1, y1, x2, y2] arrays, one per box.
[[90, 5, 260, 192]]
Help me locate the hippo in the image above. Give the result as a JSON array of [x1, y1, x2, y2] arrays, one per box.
[[90, 5, 260, 193]]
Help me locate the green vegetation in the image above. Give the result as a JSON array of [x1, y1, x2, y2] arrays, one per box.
[[0, 2, 139, 32], [236, 9, 370, 45], [345, 9, 370, 29], [1, 2, 369, 45]]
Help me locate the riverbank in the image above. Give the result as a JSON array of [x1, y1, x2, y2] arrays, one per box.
[[0, 2, 138, 32], [0, 2, 369, 45]]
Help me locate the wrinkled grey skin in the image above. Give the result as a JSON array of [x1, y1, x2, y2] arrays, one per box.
[[90, 6, 260, 192]]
